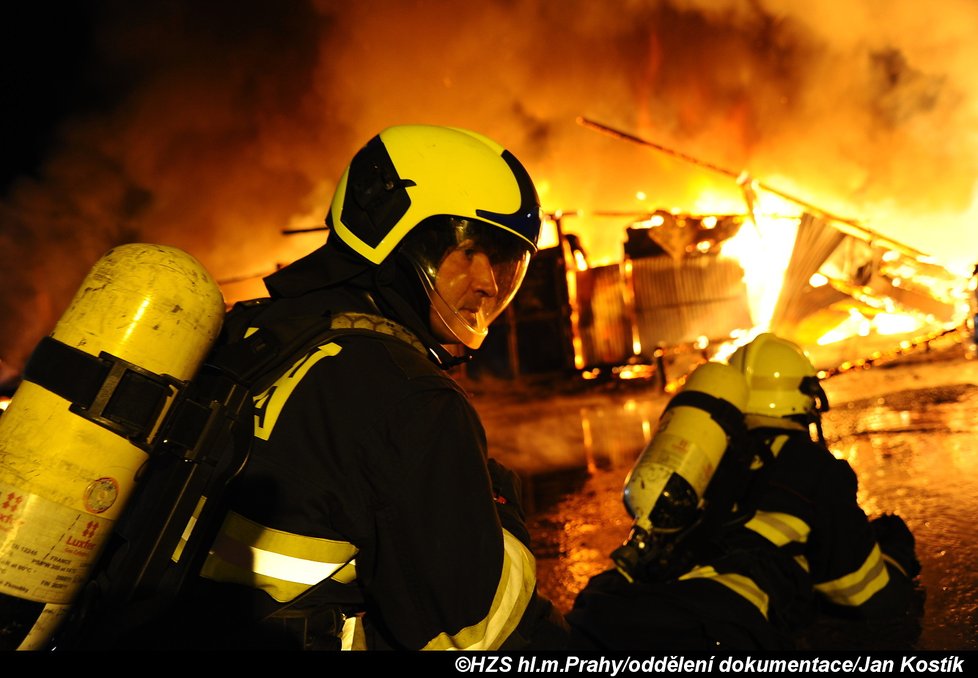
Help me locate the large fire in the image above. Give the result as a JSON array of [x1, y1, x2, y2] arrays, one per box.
[[2, 1, 978, 386], [537, 160, 970, 381]]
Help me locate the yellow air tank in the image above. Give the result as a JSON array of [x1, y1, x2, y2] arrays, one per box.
[[612, 360, 749, 582], [0, 244, 225, 650]]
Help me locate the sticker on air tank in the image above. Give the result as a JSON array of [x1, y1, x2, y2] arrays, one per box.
[[0, 480, 111, 603], [652, 432, 713, 494]]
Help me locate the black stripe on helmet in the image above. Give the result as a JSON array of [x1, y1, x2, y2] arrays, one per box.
[[340, 135, 416, 249], [475, 150, 541, 249]]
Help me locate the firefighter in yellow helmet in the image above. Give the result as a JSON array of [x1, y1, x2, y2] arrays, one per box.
[[124, 125, 569, 650], [567, 333, 920, 650], [730, 331, 831, 444]]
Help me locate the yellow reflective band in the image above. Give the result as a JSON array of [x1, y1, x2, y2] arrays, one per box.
[[170, 497, 208, 563], [746, 375, 801, 391], [679, 565, 770, 619], [769, 435, 790, 457], [200, 511, 358, 603], [253, 342, 343, 441], [814, 543, 890, 606], [745, 510, 811, 546], [423, 529, 536, 650], [215, 537, 354, 585], [794, 554, 810, 572]]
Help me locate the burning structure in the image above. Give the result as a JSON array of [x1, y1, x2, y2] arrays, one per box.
[[468, 154, 970, 385], [3, 1, 978, 397]]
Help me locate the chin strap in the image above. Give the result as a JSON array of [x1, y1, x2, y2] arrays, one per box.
[[365, 266, 473, 371], [427, 345, 473, 371]]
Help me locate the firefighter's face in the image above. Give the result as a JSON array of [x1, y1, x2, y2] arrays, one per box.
[[429, 240, 499, 343]]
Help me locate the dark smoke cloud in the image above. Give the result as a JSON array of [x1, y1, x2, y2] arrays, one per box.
[[2, 0, 977, 384]]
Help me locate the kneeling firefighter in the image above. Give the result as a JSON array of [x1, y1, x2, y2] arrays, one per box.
[[93, 124, 569, 651], [567, 333, 921, 650]]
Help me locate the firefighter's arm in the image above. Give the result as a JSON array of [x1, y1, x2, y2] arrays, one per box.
[[364, 387, 564, 650], [810, 460, 919, 619], [869, 513, 921, 581], [487, 457, 532, 547], [485, 457, 571, 649]]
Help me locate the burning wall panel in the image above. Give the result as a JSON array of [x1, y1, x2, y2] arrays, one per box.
[[772, 212, 962, 356], [770, 212, 847, 335], [509, 247, 577, 374], [577, 264, 631, 367], [866, 274, 958, 324], [629, 255, 752, 354]]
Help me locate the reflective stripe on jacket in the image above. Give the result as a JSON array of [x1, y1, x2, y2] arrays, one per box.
[[423, 529, 537, 650], [709, 428, 898, 616], [200, 510, 358, 603], [678, 565, 770, 619]]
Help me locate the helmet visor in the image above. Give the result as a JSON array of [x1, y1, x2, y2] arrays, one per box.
[[401, 216, 533, 349]]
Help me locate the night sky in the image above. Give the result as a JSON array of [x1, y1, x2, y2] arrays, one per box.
[[1, 5, 99, 191]]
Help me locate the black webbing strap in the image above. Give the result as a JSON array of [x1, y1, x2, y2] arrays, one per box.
[[664, 389, 746, 440], [623, 389, 751, 582], [206, 308, 396, 397], [22, 336, 182, 450], [154, 310, 359, 463]]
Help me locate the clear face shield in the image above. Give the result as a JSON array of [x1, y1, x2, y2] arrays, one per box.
[[400, 216, 534, 349]]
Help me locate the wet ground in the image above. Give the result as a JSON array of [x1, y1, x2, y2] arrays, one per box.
[[470, 330, 978, 651]]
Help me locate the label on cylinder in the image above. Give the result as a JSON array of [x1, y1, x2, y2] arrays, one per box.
[[651, 431, 714, 495], [0, 480, 112, 603]]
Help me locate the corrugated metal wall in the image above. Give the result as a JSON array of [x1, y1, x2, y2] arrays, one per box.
[[577, 264, 631, 367], [629, 255, 752, 356], [577, 255, 752, 366], [770, 212, 846, 336]]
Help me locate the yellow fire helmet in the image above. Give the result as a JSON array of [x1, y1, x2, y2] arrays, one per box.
[[326, 124, 542, 349], [728, 333, 829, 420]]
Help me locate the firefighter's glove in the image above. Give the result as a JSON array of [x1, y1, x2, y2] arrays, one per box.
[[488, 458, 531, 546], [870, 513, 921, 579]]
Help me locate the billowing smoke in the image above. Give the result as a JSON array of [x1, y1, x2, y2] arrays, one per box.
[[3, 0, 977, 384]]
